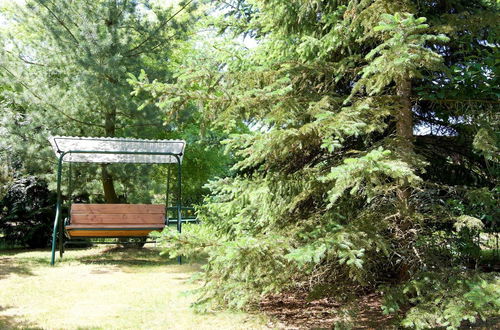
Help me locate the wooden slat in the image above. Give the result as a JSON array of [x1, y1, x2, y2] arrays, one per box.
[[71, 204, 165, 215], [67, 228, 162, 238], [66, 224, 165, 229], [71, 214, 165, 225], [68, 203, 166, 238]]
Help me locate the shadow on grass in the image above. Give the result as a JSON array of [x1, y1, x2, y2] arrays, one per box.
[[0, 305, 105, 330], [0, 245, 205, 275], [0, 257, 35, 280], [0, 248, 43, 256], [0, 305, 43, 330], [76, 246, 205, 270], [78, 246, 169, 266], [0, 246, 56, 279]]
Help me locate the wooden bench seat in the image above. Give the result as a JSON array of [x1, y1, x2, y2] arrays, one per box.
[[66, 204, 165, 238]]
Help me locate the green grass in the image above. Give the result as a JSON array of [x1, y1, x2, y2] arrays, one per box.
[[0, 245, 268, 330]]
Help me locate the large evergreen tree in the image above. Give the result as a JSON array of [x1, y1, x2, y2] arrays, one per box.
[[140, 0, 499, 327], [0, 0, 197, 202]]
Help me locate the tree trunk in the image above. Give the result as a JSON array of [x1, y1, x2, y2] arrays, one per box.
[[395, 78, 416, 282], [101, 108, 119, 203], [101, 164, 120, 203], [396, 78, 413, 214]]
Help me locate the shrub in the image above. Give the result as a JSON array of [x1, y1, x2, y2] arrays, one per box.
[[0, 176, 56, 248]]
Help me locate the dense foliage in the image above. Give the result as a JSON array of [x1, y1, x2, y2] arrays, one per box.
[[382, 271, 499, 329], [143, 0, 499, 327], [0, 176, 55, 248]]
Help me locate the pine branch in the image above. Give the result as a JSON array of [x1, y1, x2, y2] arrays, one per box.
[[116, 123, 165, 129], [5, 50, 47, 67], [125, 0, 195, 57], [416, 98, 500, 104], [415, 135, 480, 163], [17, 56, 46, 66], [37, 1, 80, 46], [0, 65, 105, 129]]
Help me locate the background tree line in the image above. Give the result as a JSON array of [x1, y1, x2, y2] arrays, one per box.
[[0, 0, 231, 247]]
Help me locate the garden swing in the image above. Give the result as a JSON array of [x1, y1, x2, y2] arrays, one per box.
[[48, 136, 188, 265]]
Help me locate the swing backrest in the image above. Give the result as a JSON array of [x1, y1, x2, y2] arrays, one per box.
[[70, 204, 165, 226], [65, 204, 165, 238]]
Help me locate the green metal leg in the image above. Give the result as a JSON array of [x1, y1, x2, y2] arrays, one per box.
[[59, 226, 64, 258], [50, 152, 65, 266], [176, 156, 182, 265], [50, 215, 58, 266]]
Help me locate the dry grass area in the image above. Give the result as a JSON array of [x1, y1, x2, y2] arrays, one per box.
[[0, 246, 267, 330]]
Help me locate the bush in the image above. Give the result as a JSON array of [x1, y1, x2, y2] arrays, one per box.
[[0, 176, 56, 248]]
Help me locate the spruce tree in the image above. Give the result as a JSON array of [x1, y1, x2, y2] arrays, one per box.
[[130, 0, 500, 326]]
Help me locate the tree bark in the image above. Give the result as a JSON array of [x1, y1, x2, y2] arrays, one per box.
[[98, 4, 121, 203], [101, 108, 119, 203], [101, 164, 120, 203], [396, 78, 413, 214], [395, 78, 416, 282]]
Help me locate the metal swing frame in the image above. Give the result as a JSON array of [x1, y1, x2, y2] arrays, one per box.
[[49, 137, 187, 266]]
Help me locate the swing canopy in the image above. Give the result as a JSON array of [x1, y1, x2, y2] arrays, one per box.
[[49, 136, 185, 164]]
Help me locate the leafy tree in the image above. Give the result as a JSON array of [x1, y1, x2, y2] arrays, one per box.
[[145, 0, 499, 326]]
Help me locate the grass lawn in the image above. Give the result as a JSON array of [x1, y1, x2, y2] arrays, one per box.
[[0, 246, 268, 330]]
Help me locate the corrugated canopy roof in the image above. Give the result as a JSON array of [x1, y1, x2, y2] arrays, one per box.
[[49, 136, 185, 164]]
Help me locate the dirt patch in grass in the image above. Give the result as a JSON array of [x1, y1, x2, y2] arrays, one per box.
[[261, 291, 500, 329], [261, 292, 396, 329]]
